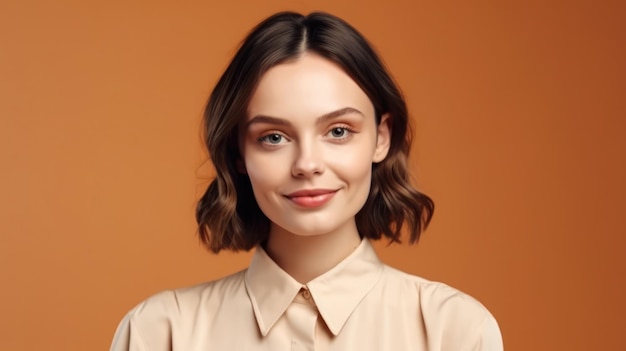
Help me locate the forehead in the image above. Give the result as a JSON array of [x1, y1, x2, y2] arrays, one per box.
[[246, 53, 374, 121]]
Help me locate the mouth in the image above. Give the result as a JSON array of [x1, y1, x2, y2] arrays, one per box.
[[284, 189, 338, 208]]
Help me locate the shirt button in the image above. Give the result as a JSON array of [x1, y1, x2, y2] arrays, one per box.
[[302, 288, 311, 301]]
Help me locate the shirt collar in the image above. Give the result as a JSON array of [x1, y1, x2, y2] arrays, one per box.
[[244, 239, 384, 336]]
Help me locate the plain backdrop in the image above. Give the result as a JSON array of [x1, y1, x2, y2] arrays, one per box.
[[1, 0, 624, 350]]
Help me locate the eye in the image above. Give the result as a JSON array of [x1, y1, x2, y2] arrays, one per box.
[[259, 133, 286, 145], [330, 127, 346, 138], [326, 126, 354, 140]]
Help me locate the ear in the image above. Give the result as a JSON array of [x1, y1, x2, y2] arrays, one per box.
[[372, 113, 391, 163]]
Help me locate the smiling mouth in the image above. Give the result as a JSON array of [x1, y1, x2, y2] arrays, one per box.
[[284, 189, 338, 208]]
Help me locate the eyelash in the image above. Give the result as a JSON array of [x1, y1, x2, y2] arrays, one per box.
[[258, 132, 288, 146], [326, 125, 356, 141], [256, 125, 357, 147]]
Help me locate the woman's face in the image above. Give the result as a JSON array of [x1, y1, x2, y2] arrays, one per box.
[[239, 53, 390, 238]]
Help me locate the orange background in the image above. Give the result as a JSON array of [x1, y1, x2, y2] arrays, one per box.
[[1, 0, 624, 350]]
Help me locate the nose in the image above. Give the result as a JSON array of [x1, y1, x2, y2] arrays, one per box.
[[291, 141, 325, 178]]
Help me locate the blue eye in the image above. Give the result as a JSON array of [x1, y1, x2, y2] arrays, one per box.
[[259, 133, 284, 144]]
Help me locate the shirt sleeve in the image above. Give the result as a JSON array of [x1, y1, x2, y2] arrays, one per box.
[[109, 291, 177, 351], [110, 309, 145, 351], [474, 314, 503, 351], [418, 281, 503, 351]]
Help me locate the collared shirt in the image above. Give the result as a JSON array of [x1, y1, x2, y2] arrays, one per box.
[[110, 240, 503, 350]]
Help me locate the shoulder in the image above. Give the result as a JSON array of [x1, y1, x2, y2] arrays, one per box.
[[381, 266, 503, 350], [110, 270, 247, 351], [128, 269, 247, 322]]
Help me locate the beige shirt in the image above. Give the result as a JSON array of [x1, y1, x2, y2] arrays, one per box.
[[111, 240, 503, 350]]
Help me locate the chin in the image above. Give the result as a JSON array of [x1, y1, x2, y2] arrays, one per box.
[[274, 217, 356, 238], [282, 226, 336, 237]]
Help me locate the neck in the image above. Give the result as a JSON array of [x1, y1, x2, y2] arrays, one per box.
[[264, 222, 362, 284]]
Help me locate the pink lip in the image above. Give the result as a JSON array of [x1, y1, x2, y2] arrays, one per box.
[[284, 189, 338, 208]]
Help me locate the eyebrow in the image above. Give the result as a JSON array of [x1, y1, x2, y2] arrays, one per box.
[[245, 107, 364, 129]]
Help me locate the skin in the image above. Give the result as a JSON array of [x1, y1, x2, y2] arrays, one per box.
[[240, 53, 391, 283]]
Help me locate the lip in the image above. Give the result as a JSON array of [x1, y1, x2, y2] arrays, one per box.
[[284, 188, 338, 208]]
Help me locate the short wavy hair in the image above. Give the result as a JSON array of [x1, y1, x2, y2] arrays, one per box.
[[196, 11, 434, 253]]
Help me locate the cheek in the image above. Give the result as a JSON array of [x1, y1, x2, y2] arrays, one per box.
[[335, 142, 376, 175], [244, 152, 287, 190], [330, 153, 374, 192], [246, 162, 272, 187]]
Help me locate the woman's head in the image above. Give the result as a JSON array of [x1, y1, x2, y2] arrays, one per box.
[[197, 11, 434, 253]]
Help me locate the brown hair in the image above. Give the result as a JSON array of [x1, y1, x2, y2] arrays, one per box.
[[196, 11, 434, 253]]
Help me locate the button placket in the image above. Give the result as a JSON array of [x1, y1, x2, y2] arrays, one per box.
[[285, 288, 319, 351]]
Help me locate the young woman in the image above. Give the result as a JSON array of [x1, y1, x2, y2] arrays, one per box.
[[111, 11, 503, 351]]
